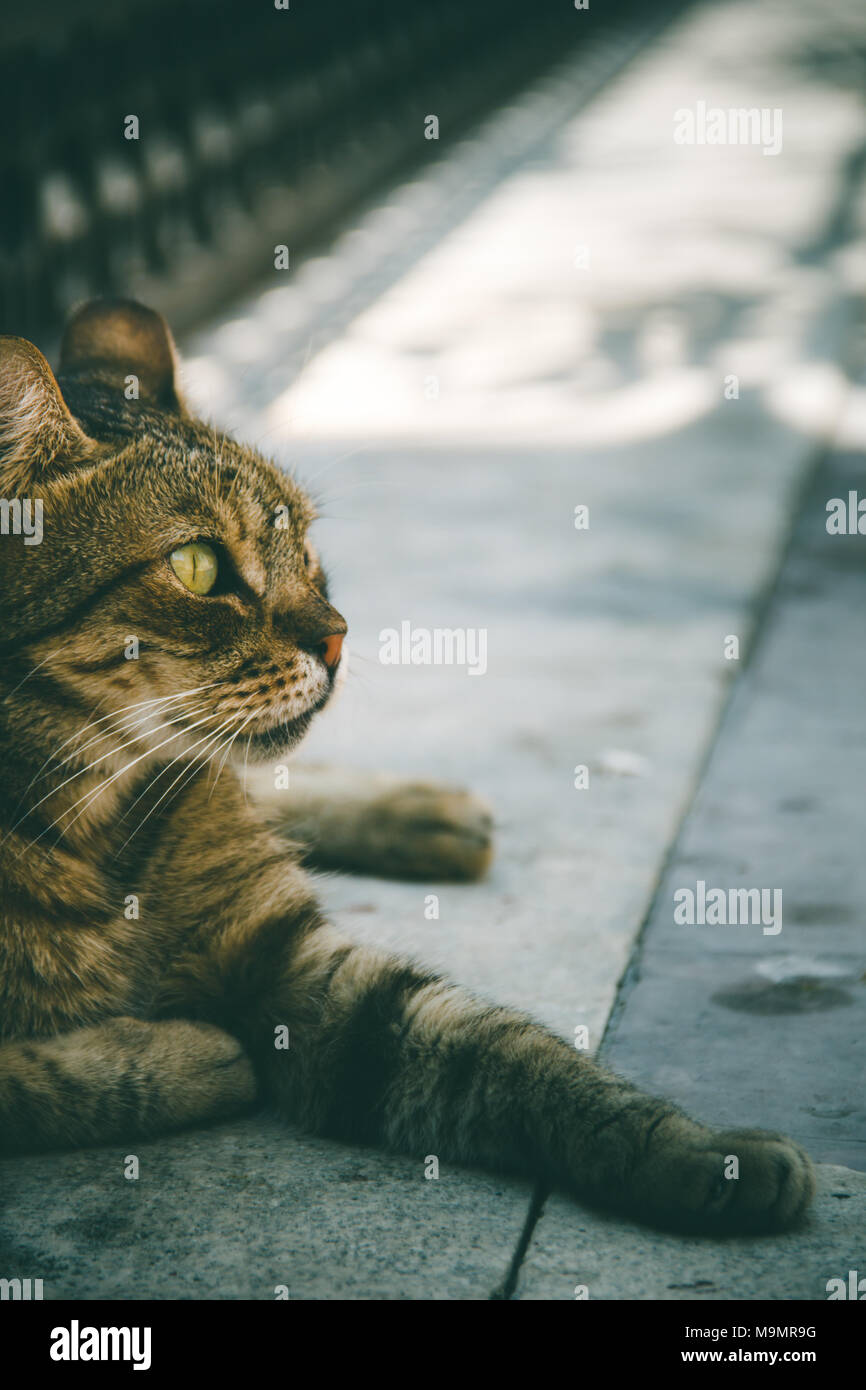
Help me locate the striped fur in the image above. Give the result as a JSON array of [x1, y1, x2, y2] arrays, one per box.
[[0, 300, 814, 1234]]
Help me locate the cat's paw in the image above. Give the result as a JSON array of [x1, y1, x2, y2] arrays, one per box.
[[135, 1019, 258, 1126], [694, 1128, 815, 1232], [361, 782, 494, 881], [641, 1122, 815, 1233]]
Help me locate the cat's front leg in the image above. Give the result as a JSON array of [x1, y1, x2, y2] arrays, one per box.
[[226, 922, 813, 1234], [0, 1018, 257, 1155], [247, 764, 494, 882]]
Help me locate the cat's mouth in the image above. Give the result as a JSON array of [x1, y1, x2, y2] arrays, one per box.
[[239, 686, 334, 762]]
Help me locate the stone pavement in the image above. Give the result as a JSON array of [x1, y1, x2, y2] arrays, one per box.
[[601, 436, 866, 1175], [2, 0, 865, 1299]]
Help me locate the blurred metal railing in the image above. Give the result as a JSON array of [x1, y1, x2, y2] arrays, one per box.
[[1, 0, 668, 347]]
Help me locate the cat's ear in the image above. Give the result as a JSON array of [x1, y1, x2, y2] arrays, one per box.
[[59, 298, 186, 412], [0, 336, 99, 493]]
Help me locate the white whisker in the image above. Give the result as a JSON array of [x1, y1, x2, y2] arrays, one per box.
[[1, 640, 75, 703], [48, 697, 212, 775], [208, 709, 256, 800], [14, 704, 215, 831], [17, 711, 228, 854], [113, 711, 247, 857], [33, 685, 219, 782]]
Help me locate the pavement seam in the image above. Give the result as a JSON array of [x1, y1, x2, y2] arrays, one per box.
[[489, 1181, 548, 1300], [598, 433, 833, 1063]]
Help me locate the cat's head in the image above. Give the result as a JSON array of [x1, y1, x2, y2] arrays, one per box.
[[0, 299, 347, 777]]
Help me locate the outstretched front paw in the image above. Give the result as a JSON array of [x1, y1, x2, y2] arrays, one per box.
[[640, 1122, 815, 1233], [363, 781, 494, 882], [694, 1128, 815, 1232]]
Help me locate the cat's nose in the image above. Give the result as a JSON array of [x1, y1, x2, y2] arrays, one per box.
[[320, 633, 344, 669], [291, 598, 347, 666]]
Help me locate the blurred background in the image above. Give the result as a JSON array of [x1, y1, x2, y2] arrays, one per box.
[[1, 0, 664, 351]]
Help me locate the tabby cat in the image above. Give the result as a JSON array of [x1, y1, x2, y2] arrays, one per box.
[[0, 299, 814, 1234]]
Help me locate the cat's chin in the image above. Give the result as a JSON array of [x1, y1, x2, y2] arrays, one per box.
[[236, 715, 316, 763], [233, 690, 334, 764], [225, 677, 338, 765]]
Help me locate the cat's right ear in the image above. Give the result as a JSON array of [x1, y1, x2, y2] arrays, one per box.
[[59, 298, 185, 412], [0, 337, 99, 494]]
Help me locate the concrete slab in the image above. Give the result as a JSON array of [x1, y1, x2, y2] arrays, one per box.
[[0, 1117, 530, 1300], [601, 442, 866, 1171]]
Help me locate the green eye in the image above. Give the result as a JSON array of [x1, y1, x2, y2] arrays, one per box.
[[170, 542, 218, 595]]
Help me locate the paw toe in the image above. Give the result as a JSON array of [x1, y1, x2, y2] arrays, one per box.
[[372, 784, 494, 881], [699, 1129, 815, 1232]]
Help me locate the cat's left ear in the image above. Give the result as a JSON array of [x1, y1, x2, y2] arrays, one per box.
[[59, 298, 186, 413], [0, 336, 100, 493]]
